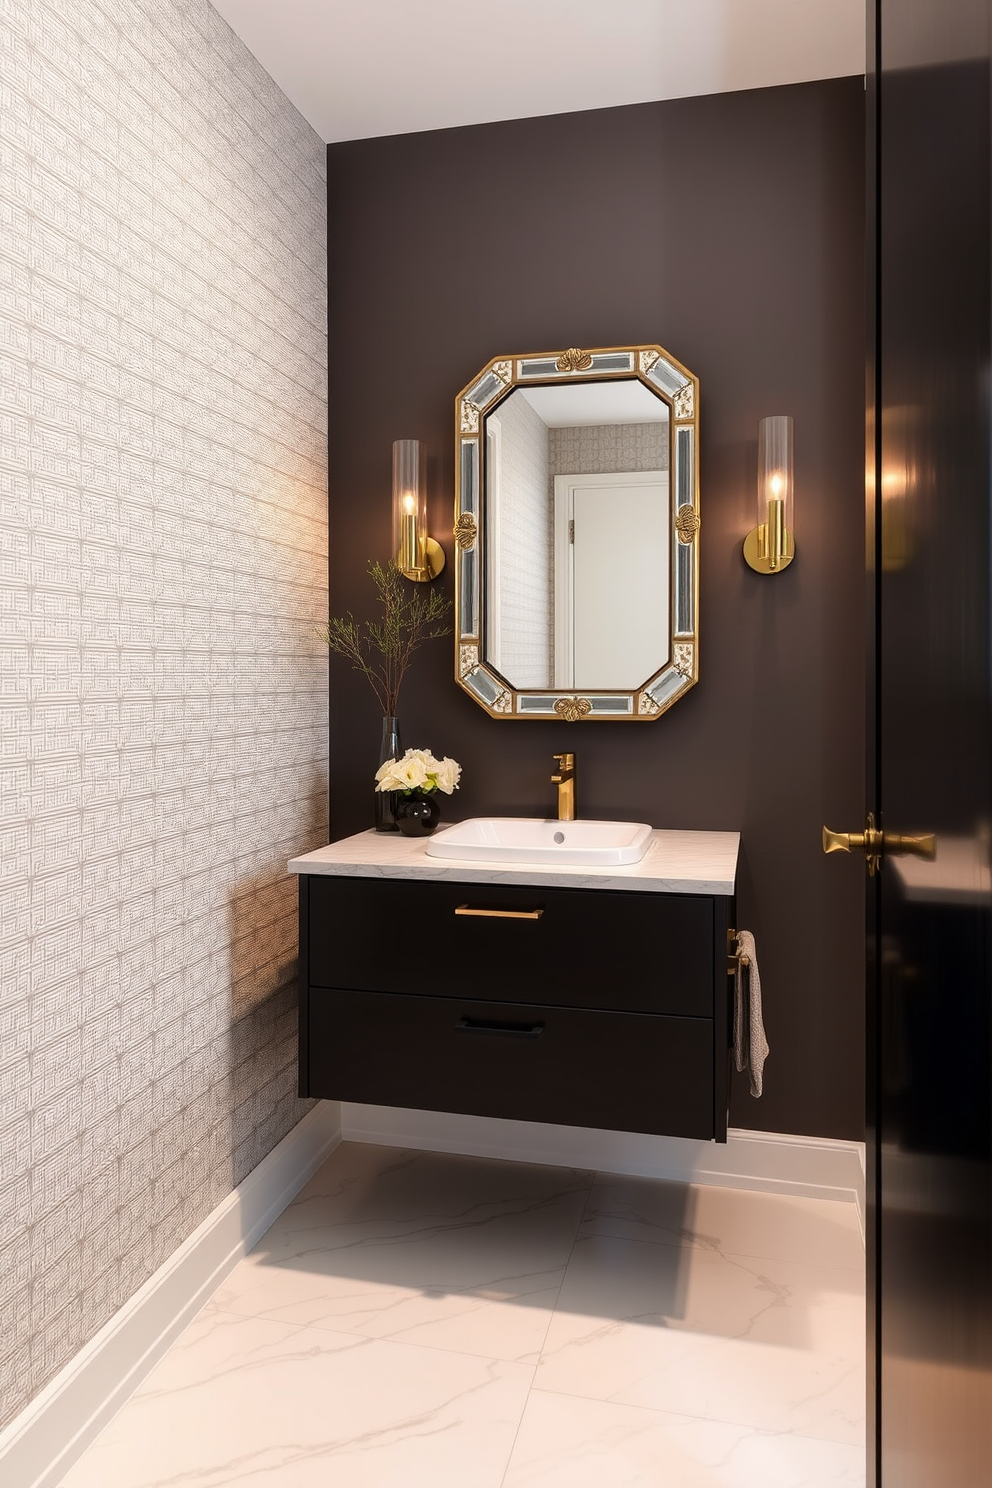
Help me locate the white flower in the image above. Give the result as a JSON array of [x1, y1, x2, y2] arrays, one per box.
[[431, 756, 461, 795], [374, 757, 397, 791], [394, 749, 430, 789], [375, 752, 427, 791], [374, 747, 462, 794], [374, 754, 421, 792]]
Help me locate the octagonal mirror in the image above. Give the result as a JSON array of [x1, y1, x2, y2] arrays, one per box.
[[453, 344, 700, 721]]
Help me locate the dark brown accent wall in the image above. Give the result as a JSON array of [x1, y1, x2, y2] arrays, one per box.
[[326, 79, 866, 1141]]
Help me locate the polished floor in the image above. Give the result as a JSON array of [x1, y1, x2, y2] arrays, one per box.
[[59, 1142, 866, 1487]]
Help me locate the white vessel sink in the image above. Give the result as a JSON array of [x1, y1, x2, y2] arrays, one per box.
[[425, 817, 653, 867]]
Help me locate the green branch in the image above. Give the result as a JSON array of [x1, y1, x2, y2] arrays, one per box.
[[316, 560, 452, 717]]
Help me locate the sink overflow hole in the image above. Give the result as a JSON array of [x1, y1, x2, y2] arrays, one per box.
[[553, 831, 565, 844]]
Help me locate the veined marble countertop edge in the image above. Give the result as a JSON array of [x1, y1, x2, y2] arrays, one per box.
[[288, 826, 740, 895]]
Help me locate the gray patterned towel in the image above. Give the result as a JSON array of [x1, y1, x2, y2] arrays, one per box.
[[734, 930, 769, 1097]]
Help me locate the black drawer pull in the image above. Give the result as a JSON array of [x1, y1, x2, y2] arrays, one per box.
[[455, 1016, 545, 1039], [454, 904, 544, 920]]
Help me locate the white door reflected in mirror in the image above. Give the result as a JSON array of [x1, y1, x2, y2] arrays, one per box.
[[556, 470, 669, 690]]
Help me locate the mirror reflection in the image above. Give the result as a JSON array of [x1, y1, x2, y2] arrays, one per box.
[[484, 381, 669, 691]]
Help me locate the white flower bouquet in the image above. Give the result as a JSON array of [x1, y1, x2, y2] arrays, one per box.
[[375, 748, 462, 796]]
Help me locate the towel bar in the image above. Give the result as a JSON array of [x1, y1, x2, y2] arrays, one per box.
[[728, 928, 750, 973], [727, 928, 751, 974]]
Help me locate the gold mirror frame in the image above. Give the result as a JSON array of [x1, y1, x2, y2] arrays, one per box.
[[453, 343, 700, 721]]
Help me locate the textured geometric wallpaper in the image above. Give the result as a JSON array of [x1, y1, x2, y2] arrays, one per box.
[[0, 0, 328, 1430], [488, 392, 553, 689], [549, 421, 669, 478]]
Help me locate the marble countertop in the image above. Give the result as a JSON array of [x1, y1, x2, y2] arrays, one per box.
[[288, 826, 740, 896]]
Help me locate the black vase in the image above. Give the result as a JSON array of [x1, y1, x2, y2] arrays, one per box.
[[374, 716, 401, 833], [394, 791, 442, 837]]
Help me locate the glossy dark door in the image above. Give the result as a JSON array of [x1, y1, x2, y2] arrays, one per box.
[[870, 2, 992, 1481]]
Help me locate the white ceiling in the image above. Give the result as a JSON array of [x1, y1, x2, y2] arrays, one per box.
[[518, 383, 668, 428], [210, 0, 866, 145]]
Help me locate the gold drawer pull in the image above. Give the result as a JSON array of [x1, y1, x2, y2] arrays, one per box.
[[454, 905, 544, 920]]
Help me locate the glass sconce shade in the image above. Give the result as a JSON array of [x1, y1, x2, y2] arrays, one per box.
[[393, 439, 427, 576], [392, 439, 445, 581], [744, 415, 795, 574]]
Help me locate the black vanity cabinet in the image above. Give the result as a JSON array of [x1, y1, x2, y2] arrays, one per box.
[[298, 873, 735, 1142]]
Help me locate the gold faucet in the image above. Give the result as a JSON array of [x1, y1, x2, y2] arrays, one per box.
[[551, 752, 576, 821]]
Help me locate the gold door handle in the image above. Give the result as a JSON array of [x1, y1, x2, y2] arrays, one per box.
[[822, 815, 884, 874], [883, 831, 936, 859], [822, 824, 877, 856], [454, 905, 544, 920], [822, 813, 935, 876]]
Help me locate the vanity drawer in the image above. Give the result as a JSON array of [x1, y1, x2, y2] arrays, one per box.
[[306, 875, 717, 1017], [306, 988, 716, 1140]]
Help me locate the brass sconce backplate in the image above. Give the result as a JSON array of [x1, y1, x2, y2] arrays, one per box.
[[742, 526, 795, 574], [399, 537, 446, 581]]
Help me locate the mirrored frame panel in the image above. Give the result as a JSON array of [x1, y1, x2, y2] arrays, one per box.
[[453, 344, 700, 721]]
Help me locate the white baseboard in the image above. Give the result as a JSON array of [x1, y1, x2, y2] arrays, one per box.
[[0, 1102, 342, 1488], [342, 1104, 866, 1217]]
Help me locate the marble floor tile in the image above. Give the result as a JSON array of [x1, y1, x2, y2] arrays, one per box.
[[57, 1143, 866, 1488], [536, 1233, 865, 1443], [57, 1307, 533, 1488], [208, 1252, 566, 1362], [579, 1174, 866, 1269], [207, 1144, 591, 1362], [501, 1390, 866, 1487]]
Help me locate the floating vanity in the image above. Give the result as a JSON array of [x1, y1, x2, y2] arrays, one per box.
[[289, 827, 740, 1143]]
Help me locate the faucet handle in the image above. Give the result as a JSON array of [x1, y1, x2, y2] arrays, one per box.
[[552, 752, 575, 772]]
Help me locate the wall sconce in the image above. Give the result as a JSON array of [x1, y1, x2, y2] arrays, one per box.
[[743, 415, 795, 574], [392, 439, 445, 581]]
